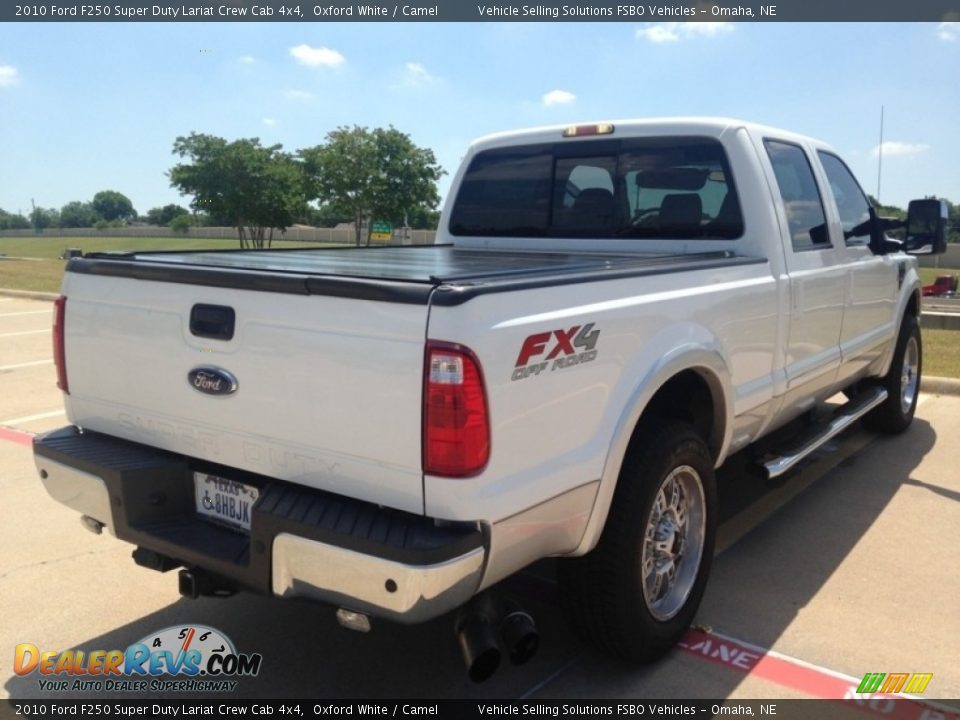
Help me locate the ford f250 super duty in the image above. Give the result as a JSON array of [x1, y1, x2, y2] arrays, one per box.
[[34, 118, 949, 681]]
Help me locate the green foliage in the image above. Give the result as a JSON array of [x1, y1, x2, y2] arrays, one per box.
[[92, 190, 136, 222], [146, 203, 190, 227], [405, 205, 441, 230], [31, 206, 60, 231], [168, 213, 193, 235], [867, 194, 906, 220], [302, 203, 353, 228], [939, 198, 960, 244], [0, 208, 31, 230], [59, 201, 99, 228], [169, 133, 306, 248], [301, 126, 444, 245]]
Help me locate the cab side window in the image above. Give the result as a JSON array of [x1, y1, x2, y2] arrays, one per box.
[[817, 151, 873, 246], [764, 139, 830, 252]]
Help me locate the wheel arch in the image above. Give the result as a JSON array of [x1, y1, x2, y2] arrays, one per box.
[[876, 276, 922, 379], [572, 346, 733, 556]]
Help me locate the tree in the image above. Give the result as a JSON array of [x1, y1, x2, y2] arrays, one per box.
[[59, 201, 98, 228], [867, 195, 906, 220], [405, 205, 441, 230], [938, 198, 960, 244], [169, 133, 306, 248], [169, 213, 193, 235], [30, 206, 59, 231], [301, 126, 444, 246], [92, 190, 136, 222], [0, 208, 31, 230], [303, 203, 353, 228], [146, 203, 190, 227]]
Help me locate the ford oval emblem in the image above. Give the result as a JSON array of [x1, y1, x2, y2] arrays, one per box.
[[188, 367, 238, 396]]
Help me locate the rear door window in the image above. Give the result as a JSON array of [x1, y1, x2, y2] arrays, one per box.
[[449, 137, 743, 240], [817, 151, 873, 246], [763, 139, 830, 251]]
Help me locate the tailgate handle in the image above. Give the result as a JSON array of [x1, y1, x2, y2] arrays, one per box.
[[190, 304, 235, 341]]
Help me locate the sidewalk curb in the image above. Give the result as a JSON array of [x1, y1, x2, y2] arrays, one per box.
[[920, 375, 960, 396], [0, 288, 58, 301]]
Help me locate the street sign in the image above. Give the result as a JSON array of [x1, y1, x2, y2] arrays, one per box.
[[370, 221, 392, 241]]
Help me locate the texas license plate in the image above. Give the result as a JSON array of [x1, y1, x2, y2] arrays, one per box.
[[194, 472, 259, 533]]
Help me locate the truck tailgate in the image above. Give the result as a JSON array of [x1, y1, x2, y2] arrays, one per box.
[[59, 271, 428, 515]]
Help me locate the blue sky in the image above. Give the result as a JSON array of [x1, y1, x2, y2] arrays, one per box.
[[0, 21, 958, 216]]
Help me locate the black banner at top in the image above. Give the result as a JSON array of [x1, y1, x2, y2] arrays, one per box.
[[3, 0, 960, 22], [2, 699, 960, 720]]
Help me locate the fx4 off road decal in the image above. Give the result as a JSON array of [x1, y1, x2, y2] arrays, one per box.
[[512, 323, 600, 381]]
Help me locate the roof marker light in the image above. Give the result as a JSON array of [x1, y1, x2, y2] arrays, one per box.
[[562, 123, 615, 138]]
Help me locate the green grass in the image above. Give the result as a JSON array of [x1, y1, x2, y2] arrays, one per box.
[[918, 266, 960, 286], [0, 258, 69, 293], [923, 329, 960, 379], [0, 235, 337, 294], [0, 235, 326, 260], [3, 236, 960, 379]]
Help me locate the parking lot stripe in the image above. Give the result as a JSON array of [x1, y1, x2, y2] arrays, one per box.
[[0, 329, 49, 338], [678, 629, 959, 716], [0, 359, 53, 371], [518, 657, 581, 700], [0, 426, 34, 447], [0, 409, 65, 425], [0, 309, 52, 317]]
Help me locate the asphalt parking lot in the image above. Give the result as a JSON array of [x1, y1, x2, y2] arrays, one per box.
[[1, 295, 958, 708]]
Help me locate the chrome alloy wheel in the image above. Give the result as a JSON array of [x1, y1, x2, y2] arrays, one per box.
[[900, 335, 920, 414], [641, 465, 706, 621]]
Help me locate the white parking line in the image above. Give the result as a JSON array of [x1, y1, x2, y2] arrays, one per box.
[[0, 409, 65, 425], [0, 310, 53, 317], [0, 329, 49, 338], [0, 359, 53, 371]]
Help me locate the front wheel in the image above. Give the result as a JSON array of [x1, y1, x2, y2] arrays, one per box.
[[558, 421, 717, 663], [863, 314, 922, 435]]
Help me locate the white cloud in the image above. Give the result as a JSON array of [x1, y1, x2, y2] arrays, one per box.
[[403, 62, 436, 86], [636, 22, 734, 43], [871, 141, 930, 158], [262, 117, 276, 126], [0, 65, 19, 87], [938, 22, 959, 41], [289, 44, 345, 68], [542, 89, 576, 107], [284, 89, 314, 101], [239, 55, 256, 64]]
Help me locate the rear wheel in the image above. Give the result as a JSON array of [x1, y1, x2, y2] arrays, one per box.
[[863, 314, 922, 435], [558, 421, 717, 663]]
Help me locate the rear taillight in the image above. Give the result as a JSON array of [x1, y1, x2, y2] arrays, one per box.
[[53, 295, 69, 394], [423, 342, 490, 477]]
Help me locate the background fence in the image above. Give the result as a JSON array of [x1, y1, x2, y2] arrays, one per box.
[[918, 244, 960, 268], [0, 226, 438, 245], [1, 226, 956, 265]]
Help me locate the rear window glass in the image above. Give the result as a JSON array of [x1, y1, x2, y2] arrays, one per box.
[[449, 137, 743, 240]]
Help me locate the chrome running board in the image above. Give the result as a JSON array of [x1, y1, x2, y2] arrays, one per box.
[[763, 386, 888, 480]]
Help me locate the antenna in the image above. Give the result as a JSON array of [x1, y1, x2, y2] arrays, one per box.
[[876, 105, 884, 203]]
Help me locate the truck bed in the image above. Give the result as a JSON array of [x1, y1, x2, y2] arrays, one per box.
[[70, 245, 763, 305]]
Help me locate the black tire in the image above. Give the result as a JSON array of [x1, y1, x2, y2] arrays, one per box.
[[862, 314, 922, 435], [558, 421, 717, 663]]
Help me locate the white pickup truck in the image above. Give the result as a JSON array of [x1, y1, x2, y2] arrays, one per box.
[[35, 118, 949, 681]]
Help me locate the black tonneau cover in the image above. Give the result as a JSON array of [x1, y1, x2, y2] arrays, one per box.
[[69, 244, 764, 306]]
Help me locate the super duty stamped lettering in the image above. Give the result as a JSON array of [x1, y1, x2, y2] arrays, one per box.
[[512, 323, 600, 381]]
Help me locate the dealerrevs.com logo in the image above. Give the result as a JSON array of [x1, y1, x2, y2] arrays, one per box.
[[14, 625, 262, 693]]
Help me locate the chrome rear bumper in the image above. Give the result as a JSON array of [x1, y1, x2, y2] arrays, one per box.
[[34, 426, 486, 623]]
